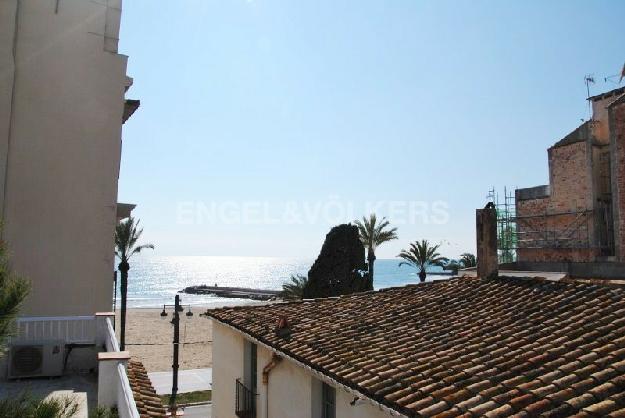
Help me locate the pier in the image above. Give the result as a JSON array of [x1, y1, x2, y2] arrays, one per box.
[[182, 285, 281, 301]]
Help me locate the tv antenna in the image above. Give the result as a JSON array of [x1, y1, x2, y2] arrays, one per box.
[[604, 62, 625, 85], [584, 74, 595, 120]]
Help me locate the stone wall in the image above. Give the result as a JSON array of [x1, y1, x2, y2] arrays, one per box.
[[611, 98, 625, 261], [516, 141, 597, 262]]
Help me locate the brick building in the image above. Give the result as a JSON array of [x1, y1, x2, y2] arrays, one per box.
[[516, 87, 625, 265]]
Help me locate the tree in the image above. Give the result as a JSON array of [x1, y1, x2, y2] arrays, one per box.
[[0, 234, 79, 417], [115, 217, 154, 350], [0, 231, 30, 351], [303, 224, 370, 298], [443, 259, 462, 275], [354, 214, 398, 287], [280, 275, 308, 300], [0, 394, 78, 418], [460, 253, 477, 268], [398, 240, 448, 282]]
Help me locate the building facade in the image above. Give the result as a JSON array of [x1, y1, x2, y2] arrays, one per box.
[[212, 321, 396, 418], [207, 277, 625, 417], [516, 87, 625, 264], [0, 0, 137, 315]]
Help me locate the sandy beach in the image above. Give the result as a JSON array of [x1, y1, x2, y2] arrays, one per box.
[[116, 308, 213, 373]]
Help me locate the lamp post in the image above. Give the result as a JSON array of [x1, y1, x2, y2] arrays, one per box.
[[112, 271, 117, 330], [171, 295, 180, 415], [160, 296, 193, 416]]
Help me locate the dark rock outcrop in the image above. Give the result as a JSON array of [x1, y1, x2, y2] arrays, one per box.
[[303, 224, 370, 298]]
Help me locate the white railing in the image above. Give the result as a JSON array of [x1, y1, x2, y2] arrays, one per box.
[[14, 315, 96, 344], [98, 315, 139, 418], [116, 363, 140, 418], [11, 314, 140, 418], [103, 317, 120, 352]]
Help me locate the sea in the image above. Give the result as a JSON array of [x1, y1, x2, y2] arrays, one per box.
[[118, 256, 447, 308]]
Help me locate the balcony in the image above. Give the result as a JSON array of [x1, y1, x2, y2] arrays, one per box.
[[0, 314, 140, 418], [235, 378, 256, 418]]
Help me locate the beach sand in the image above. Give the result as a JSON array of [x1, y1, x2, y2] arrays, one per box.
[[116, 308, 213, 373]]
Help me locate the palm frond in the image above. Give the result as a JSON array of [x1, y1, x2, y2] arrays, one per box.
[[115, 217, 155, 263], [397, 239, 450, 277], [354, 213, 398, 252], [280, 274, 308, 300], [460, 253, 477, 268]]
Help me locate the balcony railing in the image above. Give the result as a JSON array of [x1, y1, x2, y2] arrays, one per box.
[[235, 378, 256, 418], [14, 315, 96, 344], [12, 315, 139, 418]]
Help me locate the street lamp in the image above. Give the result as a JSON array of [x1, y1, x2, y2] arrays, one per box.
[[159, 295, 194, 416]]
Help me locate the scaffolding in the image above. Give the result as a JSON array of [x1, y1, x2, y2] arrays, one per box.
[[487, 188, 517, 264], [487, 187, 603, 261]]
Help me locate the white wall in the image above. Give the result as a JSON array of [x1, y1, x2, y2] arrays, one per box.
[[211, 321, 398, 418], [212, 321, 246, 418], [0, 0, 129, 315]]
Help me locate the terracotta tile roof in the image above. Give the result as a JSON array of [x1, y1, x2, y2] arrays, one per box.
[[206, 276, 625, 417], [127, 360, 167, 418]]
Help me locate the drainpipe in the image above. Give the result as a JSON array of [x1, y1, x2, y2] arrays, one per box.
[[262, 353, 282, 418]]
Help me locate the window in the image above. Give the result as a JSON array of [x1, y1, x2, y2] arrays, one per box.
[[321, 382, 336, 418], [237, 341, 257, 418], [243, 340, 257, 392]]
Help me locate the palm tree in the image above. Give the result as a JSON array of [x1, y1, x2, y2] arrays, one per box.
[[115, 217, 154, 350], [443, 259, 462, 275], [398, 240, 448, 282], [280, 275, 308, 300], [354, 214, 398, 286], [0, 230, 30, 351], [460, 253, 477, 268]]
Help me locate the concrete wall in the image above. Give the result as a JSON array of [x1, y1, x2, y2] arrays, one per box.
[[212, 321, 246, 418], [211, 322, 395, 418], [0, 0, 129, 315]]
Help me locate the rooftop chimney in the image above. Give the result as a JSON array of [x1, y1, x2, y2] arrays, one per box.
[[476, 203, 498, 279]]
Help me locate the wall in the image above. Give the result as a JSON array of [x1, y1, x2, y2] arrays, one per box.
[[610, 98, 625, 261], [592, 95, 616, 144], [0, 0, 129, 315], [211, 321, 397, 418], [212, 322, 246, 418], [516, 141, 597, 262]]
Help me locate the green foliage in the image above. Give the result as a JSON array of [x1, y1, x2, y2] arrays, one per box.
[[89, 406, 119, 418], [443, 259, 462, 275], [0, 228, 30, 352], [398, 240, 448, 282], [354, 214, 398, 253], [280, 275, 309, 300], [303, 224, 370, 298], [354, 214, 398, 286], [460, 253, 477, 268], [114, 217, 154, 263], [158, 390, 212, 406], [0, 394, 78, 418], [115, 217, 154, 351]]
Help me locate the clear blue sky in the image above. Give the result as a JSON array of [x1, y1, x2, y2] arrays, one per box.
[[118, 0, 625, 259]]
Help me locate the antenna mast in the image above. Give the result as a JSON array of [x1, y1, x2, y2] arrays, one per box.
[[584, 74, 595, 120]]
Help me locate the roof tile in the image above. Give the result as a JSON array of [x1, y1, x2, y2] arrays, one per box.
[[206, 276, 625, 417]]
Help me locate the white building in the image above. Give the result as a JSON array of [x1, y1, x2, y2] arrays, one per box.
[[206, 277, 625, 418], [0, 0, 138, 316], [0, 2, 159, 416]]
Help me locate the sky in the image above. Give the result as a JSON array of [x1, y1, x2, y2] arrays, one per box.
[[118, 0, 625, 259]]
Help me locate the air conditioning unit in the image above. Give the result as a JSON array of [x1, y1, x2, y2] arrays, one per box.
[[8, 340, 64, 379]]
